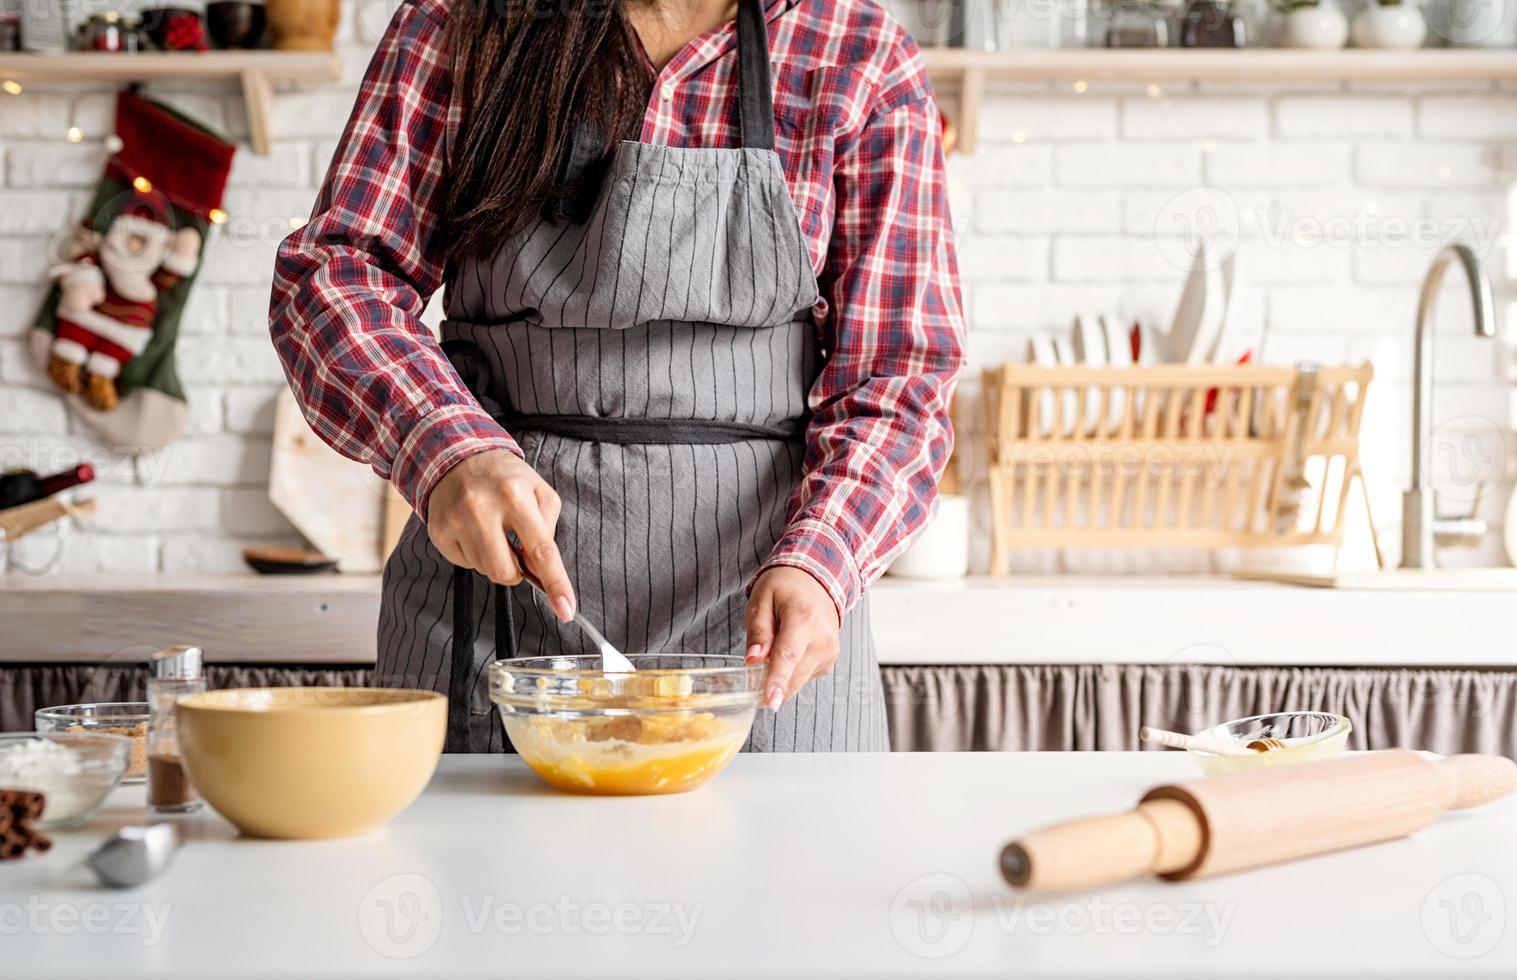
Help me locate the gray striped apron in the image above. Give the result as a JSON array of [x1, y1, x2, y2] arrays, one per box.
[[378, 0, 888, 753]]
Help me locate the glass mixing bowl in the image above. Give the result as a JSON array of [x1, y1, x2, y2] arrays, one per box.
[[35, 702, 150, 783], [488, 654, 764, 795], [1189, 711, 1353, 776], [0, 732, 131, 830]]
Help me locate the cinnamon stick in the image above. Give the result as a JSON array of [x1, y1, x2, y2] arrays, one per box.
[[0, 830, 26, 861], [15, 825, 51, 854], [0, 789, 45, 821], [0, 788, 53, 861]]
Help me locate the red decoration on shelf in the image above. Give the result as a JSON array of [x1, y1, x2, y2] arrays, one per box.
[[162, 13, 209, 51]]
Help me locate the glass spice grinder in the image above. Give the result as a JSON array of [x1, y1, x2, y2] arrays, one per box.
[[147, 645, 205, 815]]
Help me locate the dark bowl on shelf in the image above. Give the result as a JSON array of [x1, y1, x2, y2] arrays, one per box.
[[139, 6, 204, 49], [207, 1, 268, 49], [242, 547, 338, 576]]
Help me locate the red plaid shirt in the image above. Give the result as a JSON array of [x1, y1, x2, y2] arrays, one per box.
[[270, 0, 964, 615]]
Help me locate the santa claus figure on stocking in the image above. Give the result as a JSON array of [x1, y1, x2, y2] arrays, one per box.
[[46, 187, 201, 412]]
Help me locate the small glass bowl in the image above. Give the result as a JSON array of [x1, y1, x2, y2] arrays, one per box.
[[1189, 712, 1353, 777], [35, 702, 150, 783], [0, 733, 132, 830], [489, 654, 764, 796]]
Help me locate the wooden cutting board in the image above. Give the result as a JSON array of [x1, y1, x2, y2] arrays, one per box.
[[269, 389, 411, 573]]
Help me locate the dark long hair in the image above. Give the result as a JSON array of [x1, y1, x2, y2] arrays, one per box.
[[444, 0, 651, 262]]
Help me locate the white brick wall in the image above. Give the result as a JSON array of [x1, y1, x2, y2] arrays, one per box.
[[1, 0, 1514, 575], [954, 81, 1516, 571]]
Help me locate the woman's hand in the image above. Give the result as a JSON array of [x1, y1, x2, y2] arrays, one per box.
[[743, 567, 840, 711], [426, 449, 576, 623]]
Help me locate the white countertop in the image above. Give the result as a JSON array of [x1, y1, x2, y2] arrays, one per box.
[[4, 574, 1516, 668], [6, 752, 1514, 978]]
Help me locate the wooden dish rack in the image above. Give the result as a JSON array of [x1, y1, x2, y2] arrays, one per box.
[[980, 363, 1374, 573]]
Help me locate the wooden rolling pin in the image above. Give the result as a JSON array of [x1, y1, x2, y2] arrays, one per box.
[[1001, 750, 1517, 893]]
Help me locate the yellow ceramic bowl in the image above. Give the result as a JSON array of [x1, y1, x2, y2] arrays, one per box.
[[177, 688, 445, 839]]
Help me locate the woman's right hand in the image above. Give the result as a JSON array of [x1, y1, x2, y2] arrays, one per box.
[[425, 449, 576, 623]]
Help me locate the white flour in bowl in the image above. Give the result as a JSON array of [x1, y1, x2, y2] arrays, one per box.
[[0, 738, 94, 824]]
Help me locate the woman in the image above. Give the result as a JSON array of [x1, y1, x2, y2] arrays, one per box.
[[270, 0, 963, 752]]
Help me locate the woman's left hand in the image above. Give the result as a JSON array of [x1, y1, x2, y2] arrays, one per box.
[[744, 567, 840, 711]]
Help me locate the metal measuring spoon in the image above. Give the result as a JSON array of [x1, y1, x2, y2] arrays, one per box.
[[88, 823, 178, 888], [506, 540, 635, 672]]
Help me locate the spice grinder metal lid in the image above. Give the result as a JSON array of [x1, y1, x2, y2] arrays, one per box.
[[150, 645, 204, 680]]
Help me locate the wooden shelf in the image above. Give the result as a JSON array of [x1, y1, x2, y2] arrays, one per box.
[[0, 52, 343, 155], [926, 49, 1517, 152]]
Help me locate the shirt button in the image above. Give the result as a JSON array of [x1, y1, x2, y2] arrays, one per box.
[[660, 81, 676, 101]]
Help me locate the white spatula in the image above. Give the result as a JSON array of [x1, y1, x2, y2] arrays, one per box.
[[507, 540, 635, 672]]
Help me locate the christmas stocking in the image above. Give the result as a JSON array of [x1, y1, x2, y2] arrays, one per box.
[[31, 93, 235, 451]]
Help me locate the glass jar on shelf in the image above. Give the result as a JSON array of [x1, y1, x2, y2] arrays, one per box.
[[1101, 0, 1173, 45], [994, 0, 1063, 47], [21, 0, 79, 52], [0, 12, 22, 52], [1180, 0, 1247, 46], [78, 11, 143, 52]]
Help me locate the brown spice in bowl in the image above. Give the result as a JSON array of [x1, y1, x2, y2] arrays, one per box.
[[66, 723, 147, 779]]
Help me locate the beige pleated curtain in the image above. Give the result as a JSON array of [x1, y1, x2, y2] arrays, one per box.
[[4, 663, 1513, 758]]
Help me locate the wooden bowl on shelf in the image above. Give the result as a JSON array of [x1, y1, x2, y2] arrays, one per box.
[[265, 0, 340, 51]]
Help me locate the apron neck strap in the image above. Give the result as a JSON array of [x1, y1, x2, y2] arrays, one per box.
[[735, 0, 775, 151]]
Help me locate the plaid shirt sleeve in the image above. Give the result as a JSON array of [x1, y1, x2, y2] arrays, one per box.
[[758, 43, 966, 618], [268, 2, 519, 520]]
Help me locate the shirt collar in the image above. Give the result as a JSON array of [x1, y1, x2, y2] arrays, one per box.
[[661, 0, 798, 82]]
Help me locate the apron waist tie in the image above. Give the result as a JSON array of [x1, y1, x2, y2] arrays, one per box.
[[499, 413, 804, 445]]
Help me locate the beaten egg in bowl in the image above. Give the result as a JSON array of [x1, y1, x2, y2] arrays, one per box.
[[488, 655, 764, 795]]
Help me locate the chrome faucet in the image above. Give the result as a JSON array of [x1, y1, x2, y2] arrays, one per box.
[[1400, 244, 1498, 569]]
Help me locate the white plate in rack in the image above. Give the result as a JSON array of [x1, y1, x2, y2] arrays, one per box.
[[1100, 313, 1131, 431], [1169, 243, 1227, 366], [1052, 333, 1080, 437], [1071, 313, 1107, 435], [1027, 334, 1059, 437]]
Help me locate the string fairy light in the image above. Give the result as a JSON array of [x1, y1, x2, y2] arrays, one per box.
[[2, 80, 22, 96]]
